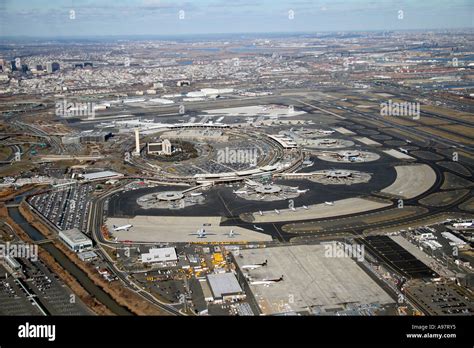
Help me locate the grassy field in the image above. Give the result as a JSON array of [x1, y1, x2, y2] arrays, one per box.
[[0, 146, 12, 161]]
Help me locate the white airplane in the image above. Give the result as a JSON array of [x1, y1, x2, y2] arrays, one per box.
[[274, 209, 280, 214], [189, 229, 215, 238], [253, 225, 264, 231], [224, 230, 240, 238], [233, 190, 247, 194], [291, 206, 296, 211], [302, 205, 309, 210], [325, 201, 334, 206], [399, 148, 409, 154], [190, 192, 203, 197], [297, 189, 309, 193], [113, 224, 133, 231], [242, 260, 268, 270], [453, 222, 473, 228], [250, 275, 284, 286], [258, 210, 263, 216]]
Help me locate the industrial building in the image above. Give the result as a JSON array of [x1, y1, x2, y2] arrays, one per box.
[[79, 131, 112, 143], [81, 171, 123, 181], [199, 279, 214, 302], [140, 247, 178, 266], [206, 272, 245, 303], [441, 232, 468, 247], [78, 250, 98, 262], [59, 228, 93, 252]]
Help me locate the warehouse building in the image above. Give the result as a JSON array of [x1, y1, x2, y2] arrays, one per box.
[[206, 272, 245, 303], [199, 279, 214, 302], [81, 171, 124, 181], [140, 247, 178, 266], [59, 228, 93, 252], [80, 131, 112, 143]]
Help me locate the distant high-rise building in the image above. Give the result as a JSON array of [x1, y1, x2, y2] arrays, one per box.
[[47, 62, 60, 73], [36, 64, 43, 71]]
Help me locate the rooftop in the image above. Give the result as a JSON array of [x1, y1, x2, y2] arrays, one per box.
[[207, 272, 243, 299], [141, 247, 177, 263]]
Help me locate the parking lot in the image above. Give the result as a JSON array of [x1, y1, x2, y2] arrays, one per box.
[[406, 281, 473, 315], [18, 258, 93, 315], [0, 265, 44, 315], [28, 183, 95, 231]]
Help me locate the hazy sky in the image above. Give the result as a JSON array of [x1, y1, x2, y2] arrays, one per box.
[[0, 0, 473, 37]]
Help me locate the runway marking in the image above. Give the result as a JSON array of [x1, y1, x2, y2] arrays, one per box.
[[296, 99, 346, 119]]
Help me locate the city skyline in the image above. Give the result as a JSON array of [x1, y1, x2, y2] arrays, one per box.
[[1, 0, 473, 38]]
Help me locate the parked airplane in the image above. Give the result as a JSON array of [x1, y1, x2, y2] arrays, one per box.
[[224, 230, 240, 238], [274, 209, 280, 214], [242, 260, 268, 270], [302, 205, 309, 210], [190, 192, 203, 197], [113, 224, 133, 231], [453, 222, 473, 228], [258, 210, 263, 216], [253, 225, 264, 231], [325, 201, 335, 206], [297, 189, 309, 193], [399, 148, 409, 154], [189, 229, 215, 238], [233, 190, 247, 194], [291, 206, 296, 211], [250, 275, 284, 286]]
